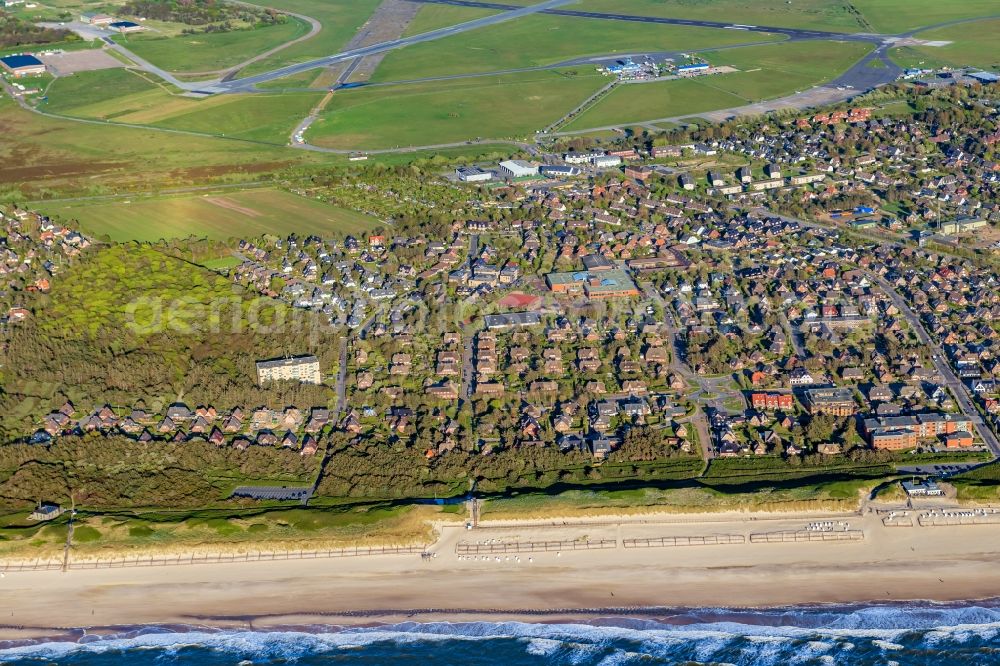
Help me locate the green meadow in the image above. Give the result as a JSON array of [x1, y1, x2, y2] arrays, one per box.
[[850, 0, 1000, 34], [308, 69, 607, 149], [43, 69, 322, 144], [114, 19, 311, 73], [578, 0, 869, 32], [370, 14, 784, 82], [890, 19, 1000, 70], [237, 0, 384, 77]]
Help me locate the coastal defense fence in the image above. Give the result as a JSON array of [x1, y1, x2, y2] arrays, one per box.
[[749, 530, 864, 543], [623, 534, 745, 548], [918, 511, 1000, 527], [0, 545, 429, 572], [456, 539, 616, 555]]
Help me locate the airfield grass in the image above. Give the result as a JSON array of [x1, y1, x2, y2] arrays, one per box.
[[113, 18, 310, 73], [43, 69, 322, 144], [238, 0, 383, 77], [562, 40, 872, 130], [564, 79, 743, 131], [850, 0, 1000, 34], [577, 0, 869, 32], [402, 4, 500, 38], [0, 96, 324, 197], [39, 188, 381, 242], [308, 69, 607, 150], [370, 14, 783, 83], [890, 19, 1000, 71]]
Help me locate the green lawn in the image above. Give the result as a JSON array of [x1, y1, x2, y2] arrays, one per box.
[[890, 19, 1000, 70], [578, 0, 869, 32], [237, 0, 383, 77], [562, 40, 872, 130], [308, 69, 607, 149], [371, 14, 784, 82], [851, 0, 1000, 34], [39, 188, 382, 241], [114, 19, 311, 73]]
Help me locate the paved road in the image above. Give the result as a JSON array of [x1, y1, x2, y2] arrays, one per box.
[[867, 273, 1000, 458], [642, 283, 714, 460], [333, 336, 348, 420]]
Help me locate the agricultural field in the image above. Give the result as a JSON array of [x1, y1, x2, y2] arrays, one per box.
[[308, 69, 607, 150], [113, 18, 310, 73], [890, 19, 1000, 71], [42, 69, 322, 143], [577, 0, 870, 32], [39, 188, 382, 242], [370, 14, 784, 83], [562, 40, 872, 130]]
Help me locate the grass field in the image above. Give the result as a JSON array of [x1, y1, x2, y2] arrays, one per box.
[[562, 40, 872, 130], [370, 14, 784, 82], [890, 19, 1000, 71], [850, 0, 1000, 34], [0, 96, 327, 197], [43, 69, 322, 144], [577, 0, 869, 32], [402, 4, 500, 38], [237, 0, 383, 77], [114, 19, 311, 74], [39, 188, 381, 241], [308, 69, 607, 149]]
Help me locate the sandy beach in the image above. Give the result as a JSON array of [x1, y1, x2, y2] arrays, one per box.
[[3, 508, 1000, 640]]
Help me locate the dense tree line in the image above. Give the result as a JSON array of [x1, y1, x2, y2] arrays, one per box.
[[121, 0, 286, 29], [0, 11, 77, 48]]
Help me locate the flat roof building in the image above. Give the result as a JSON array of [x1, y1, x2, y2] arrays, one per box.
[[81, 11, 115, 24], [110, 20, 145, 33], [547, 268, 639, 300], [484, 312, 541, 330], [539, 164, 581, 177], [1, 54, 46, 78], [498, 160, 537, 179], [803, 387, 857, 416], [456, 166, 493, 183], [255, 355, 322, 385]]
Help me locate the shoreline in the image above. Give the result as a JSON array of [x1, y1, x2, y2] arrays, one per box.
[[6, 596, 1000, 647], [5, 510, 1000, 641]]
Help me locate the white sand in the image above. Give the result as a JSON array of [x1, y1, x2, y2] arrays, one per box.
[[2, 510, 999, 638]]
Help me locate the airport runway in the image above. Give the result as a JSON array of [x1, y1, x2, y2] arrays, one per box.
[[200, 0, 576, 92], [410, 0, 885, 42]]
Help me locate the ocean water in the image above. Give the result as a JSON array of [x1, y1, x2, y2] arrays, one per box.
[[3, 603, 1000, 665]]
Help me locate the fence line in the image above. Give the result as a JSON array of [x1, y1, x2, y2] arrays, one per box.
[[457, 539, 616, 555], [1, 545, 428, 572], [623, 534, 745, 548], [749, 530, 863, 543]]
